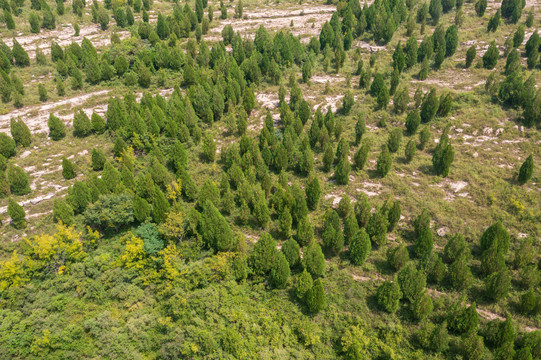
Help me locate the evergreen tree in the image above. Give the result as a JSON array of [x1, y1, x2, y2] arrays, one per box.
[[488, 9, 501, 33], [322, 209, 344, 255], [398, 263, 427, 302], [73, 110, 91, 137], [7, 198, 26, 229], [412, 290, 433, 321], [448, 254, 473, 290], [305, 174, 321, 211], [282, 237, 301, 268], [406, 110, 421, 135], [133, 196, 151, 223], [501, 0, 523, 23], [48, 114, 66, 141], [475, 0, 487, 16], [432, 129, 454, 177], [429, 0, 442, 23], [349, 228, 371, 265], [377, 279, 402, 313], [29, 12, 40, 33], [12, 41, 30, 68], [304, 242, 326, 277], [10, 119, 31, 148], [52, 198, 75, 225], [485, 269, 511, 302], [480, 221, 510, 254], [445, 25, 458, 57], [201, 201, 235, 252], [518, 155, 534, 185], [465, 46, 476, 68], [335, 157, 351, 185], [250, 233, 277, 275], [4, 10, 15, 30], [353, 141, 370, 170], [393, 41, 405, 73], [296, 216, 314, 247], [62, 157, 76, 180], [67, 181, 92, 214], [387, 128, 402, 153], [421, 88, 439, 123], [270, 252, 290, 288], [296, 269, 313, 300], [366, 209, 388, 247], [102, 161, 120, 192], [483, 41, 499, 69], [376, 147, 392, 178], [416, 227, 434, 258], [91, 148, 106, 171], [7, 165, 30, 195], [306, 278, 326, 313], [387, 244, 409, 271], [202, 133, 217, 162], [152, 189, 170, 224]]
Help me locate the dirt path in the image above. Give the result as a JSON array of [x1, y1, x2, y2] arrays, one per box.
[[205, 4, 335, 42], [0, 89, 111, 135], [3, 25, 130, 59]]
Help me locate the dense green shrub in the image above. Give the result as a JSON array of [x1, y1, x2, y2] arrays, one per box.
[[304, 242, 326, 278], [306, 278, 326, 314], [10, 119, 31, 148], [84, 194, 134, 231], [387, 244, 409, 271], [398, 263, 427, 302], [376, 147, 392, 178], [349, 229, 371, 265], [52, 198, 75, 225], [201, 201, 235, 252], [270, 252, 290, 289]]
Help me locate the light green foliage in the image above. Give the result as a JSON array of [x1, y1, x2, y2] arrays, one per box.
[[349, 229, 371, 265]]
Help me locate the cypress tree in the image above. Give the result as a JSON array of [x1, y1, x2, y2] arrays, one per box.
[[296, 269, 313, 301], [53, 198, 75, 225], [282, 237, 301, 268], [7, 198, 26, 229], [412, 290, 433, 321], [480, 221, 510, 254], [416, 227, 434, 258], [48, 114, 66, 141], [485, 269, 511, 302], [7, 165, 30, 195], [250, 233, 278, 275], [377, 279, 402, 313], [10, 119, 31, 148], [387, 128, 402, 153], [202, 133, 216, 162], [201, 201, 235, 252], [445, 25, 458, 57], [296, 216, 314, 247], [91, 148, 106, 171], [67, 181, 91, 213], [367, 209, 388, 247], [429, 0, 442, 23], [483, 41, 499, 69], [393, 41, 405, 73], [102, 161, 120, 192], [475, 0, 487, 16], [304, 242, 326, 277], [387, 244, 409, 271], [349, 228, 371, 265], [306, 278, 326, 313], [518, 155, 534, 185], [335, 157, 351, 185], [73, 110, 91, 137], [487, 9, 501, 33], [465, 46, 476, 68], [152, 189, 170, 224], [270, 252, 290, 288], [376, 147, 392, 177], [133, 196, 151, 223], [62, 157, 76, 180], [421, 88, 439, 123]]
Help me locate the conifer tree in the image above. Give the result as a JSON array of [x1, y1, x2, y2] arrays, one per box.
[[202, 132, 216, 162], [133, 196, 151, 223], [7, 198, 26, 229], [432, 129, 454, 177], [307, 278, 326, 313], [465, 46, 476, 68], [152, 189, 170, 224], [282, 237, 301, 268], [48, 114, 66, 141], [296, 269, 313, 301], [518, 155, 534, 185], [10, 119, 31, 148], [377, 279, 402, 313], [7, 165, 30, 195], [322, 209, 344, 255], [53, 198, 75, 225], [421, 88, 439, 123], [201, 201, 235, 252], [412, 290, 433, 321], [250, 233, 278, 275], [349, 228, 371, 265], [485, 269, 511, 302], [387, 244, 409, 271], [367, 209, 388, 247], [483, 41, 499, 69], [270, 252, 290, 288], [376, 147, 392, 177], [91, 148, 106, 171], [429, 0, 442, 23], [67, 181, 92, 214], [62, 157, 76, 180], [296, 216, 314, 247], [304, 242, 326, 277], [73, 110, 91, 137], [102, 161, 120, 192]]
